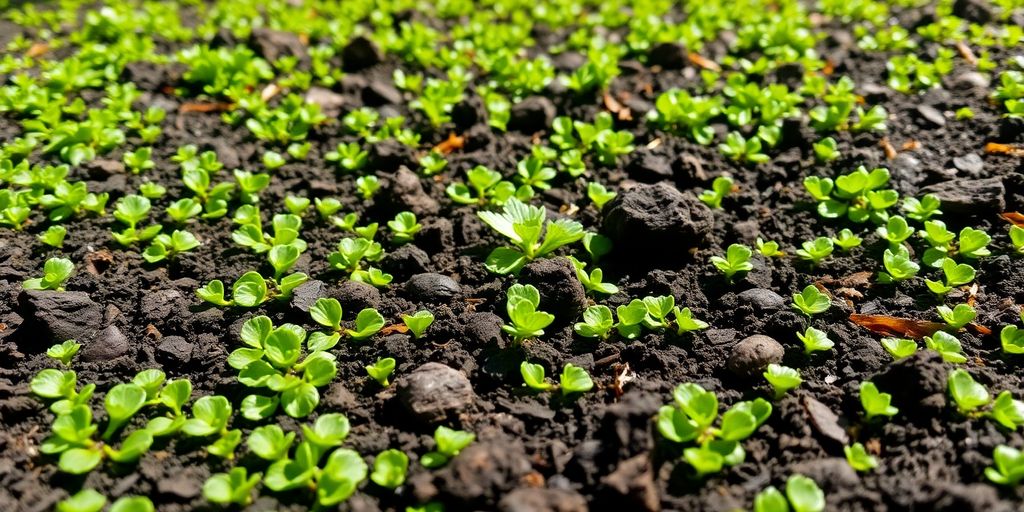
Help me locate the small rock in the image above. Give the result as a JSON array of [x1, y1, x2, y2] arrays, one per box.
[[396, 362, 474, 423], [332, 280, 381, 312], [952, 0, 992, 23], [80, 325, 130, 362], [915, 105, 946, 127], [363, 79, 403, 106], [951, 153, 984, 177], [405, 273, 461, 303], [737, 288, 786, 311], [451, 94, 487, 131], [370, 139, 415, 171], [518, 258, 587, 321], [802, 395, 849, 445], [952, 72, 989, 91], [18, 290, 104, 348], [291, 280, 327, 312], [322, 382, 358, 410], [727, 335, 784, 377], [626, 148, 674, 183], [920, 177, 1005, 215], [498, 487, 588, 512], [647, 42, 687, 69], [602, 182, 713, 257], [341, 36, 382, 71], [434, 442, 532, 505], [601, 454, 659, 512], [155, 336, 194, 367], [250, 28, 307, 64], [381, 167, 440, 216], [463, 313, 504, 347], [789, 458, 859, 489], [382, 244, 431, 279], [508, 97, 556, 133], [156, 470, 201, 499], [140, 289, 186, 325], [304, 87, 345, 117]]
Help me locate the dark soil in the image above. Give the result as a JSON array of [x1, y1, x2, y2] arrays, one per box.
[[1, 1, 1023, 511]]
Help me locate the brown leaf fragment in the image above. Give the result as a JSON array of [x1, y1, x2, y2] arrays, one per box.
[[1001, 212, 1024, 227], [179, 102, 234, 114], [611, 363, 636, 398], [379, 324, 409, 335], [880, 137, 897, 160], [802, 395, 849, 445], [849, 313, 945, 339], [985, 142, 1024, 156], [432, 132, 465, 154], [25, 43, 49, 58], [687, 52, 721, 71], [603, 92, 633, 121], [955, 41, 977, 65]]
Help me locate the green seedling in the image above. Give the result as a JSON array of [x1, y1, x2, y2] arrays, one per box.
[[574, 305, 614, 339], [143, 230, 200, 263], [880, 338, 918, 360], [203, 466, 262, 506], [478, 198, 584, 274], [247, 425, 295, 461], [587, 182, 617, 210], [844, 443, 878, 472], [902, 194, 942, 221], [860, 381, 898, 420], [804, 166, 897, 224], [657, 383, 772, 477], [924, 258, 976, 295], [388, 211, 421, 243], [711, 244, 754, 281], [795, 237, 834, 266], [366, 358, 396, 387], [832, 229, 862, 251], [813, 137, 840, 162], [24, 257, 74, 291], [763, 364, 801, 399], [182, 395, 240, 458], [371, 449, 409, 489], [309, 298, 385, 342], [47, 340, 81, 366], [876, 215, 913, 245], [421, 426, 475, 468], [520, 361, 555, 391], [560, 364, 594, 395], [111, 195, 162, 246], [986, 445, 1024, 486], [568, 256, 619, 295], [756, 238, 784, 257], [937, 304, 975, 330], [230, 315, 342, 419], [791, 285, 830, 317], [39, 225, 67, 248], [877, 245, 919, 283], [502, 284, 555, 343], [402, 310, 435, 339], [797, 327, 834, 354], [924, 331, 966, 363], [57, 489, 106, 512], [446, 165, 531, 207], [698, 176, 734, 209]]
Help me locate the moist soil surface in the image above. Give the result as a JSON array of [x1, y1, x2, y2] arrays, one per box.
[[1, 1, 1024, 511]]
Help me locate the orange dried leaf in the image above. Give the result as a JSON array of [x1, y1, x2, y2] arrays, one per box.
[[687, 52, 721, 72], [433, 132, 465, 155], [955, 41, 977, 65], [985, 142, 1024, 156], [1000, 212, 1024, 227], [880, 137, 897, 160], [25, 43, 49, 58], [603, 92, 632, 121], [849, 313, 945, 339], [179, 102, 234, 113], [379, 324, 410, 335]]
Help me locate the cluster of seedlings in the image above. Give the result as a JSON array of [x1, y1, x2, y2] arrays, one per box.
[[2, 0, 1024, 509]]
